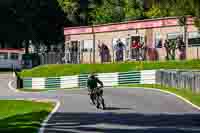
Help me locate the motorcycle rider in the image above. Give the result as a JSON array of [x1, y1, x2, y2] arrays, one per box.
[[87, 73, 104, 108]]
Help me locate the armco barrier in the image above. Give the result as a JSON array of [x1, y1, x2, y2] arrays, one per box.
[[156, 70, 200, 94], [118, 71, 140, 84], [21, 70, 156, 89], [60, 76, 79, 88]]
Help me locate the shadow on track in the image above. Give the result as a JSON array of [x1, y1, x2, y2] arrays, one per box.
[[104, 107, 132, 110], [43, 112, 200, 133]]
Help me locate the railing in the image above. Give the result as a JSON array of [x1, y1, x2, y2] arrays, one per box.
[[156, 70, 200, 94]]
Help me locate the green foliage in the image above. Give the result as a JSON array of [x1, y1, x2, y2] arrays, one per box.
[[145, 5, 163, 18], [0, 0, 65, 49], [89, 0, 121, 24], [145, 4, 176, 18], [88, 0, 144, 25], [1, 0, 200, 48], [81, 0, 200, 28], [57, 0, 80, 24], [146, 0, 200, 29], [89, 0, 116, 24], [123, 0, 144, 21], [19, 60, 200, 77]]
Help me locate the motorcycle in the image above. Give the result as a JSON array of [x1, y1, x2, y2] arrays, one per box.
[[89, 87, 106, 110]]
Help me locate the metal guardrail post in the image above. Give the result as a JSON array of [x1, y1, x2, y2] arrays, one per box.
[[14, 71, 23, 89]]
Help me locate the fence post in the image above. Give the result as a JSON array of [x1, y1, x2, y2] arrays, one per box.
[[14, 71, 23, 89]]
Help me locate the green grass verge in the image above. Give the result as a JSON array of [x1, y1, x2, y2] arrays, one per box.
[[20, 60, 200, 78], [118, 84, 200, 107], [0, 100, 54, 133]]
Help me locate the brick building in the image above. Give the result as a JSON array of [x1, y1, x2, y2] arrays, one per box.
[[64, 17, 200, 64]]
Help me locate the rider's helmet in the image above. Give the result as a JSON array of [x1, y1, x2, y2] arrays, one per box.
[[89, 72, 96, 79]]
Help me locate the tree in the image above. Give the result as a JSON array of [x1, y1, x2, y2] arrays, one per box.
[[0, 0, 65, 53], [123, 0, 144, 21], [88, 0, 121, 24], [57, 0, 81, 26], [146, 0, 200, 28], [88, 0, 144, 25], [145, 4, 175, 18], [88, 0, 116, 24]]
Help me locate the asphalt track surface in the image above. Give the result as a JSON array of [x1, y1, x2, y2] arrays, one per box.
[[0, 73, 200, 133]]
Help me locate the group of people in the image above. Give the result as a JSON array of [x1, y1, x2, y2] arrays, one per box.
[[98, 39, 126, 62], [98, 43, 111, 63], [115, 38, 146, 61], [131, 39, 145, 61], [113, 37, 186, 61], [65, 36, 186, 64], [164, 37, 186, 60], [98, 38, 146, 63]]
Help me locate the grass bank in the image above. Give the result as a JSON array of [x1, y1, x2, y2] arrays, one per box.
[[20, 60, 200, 78], [0, 100, 54, 133], [118, 84, 200, 108]]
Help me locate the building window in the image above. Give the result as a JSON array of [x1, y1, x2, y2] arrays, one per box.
[[82, 40, 93, 52], [10, 53, 19, 60], [0, 52, 8, 60], [155, 32, 162, 48], [167, 32, 183, 41], [188, 32, 200, 47]]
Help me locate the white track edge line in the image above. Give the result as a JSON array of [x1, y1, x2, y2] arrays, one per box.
[[8, 78, 61, 133], [38, 100, 61, 133], [148, 88, 200, 111], [116, 86, 200, 111], [8, 80, 19, 93]]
